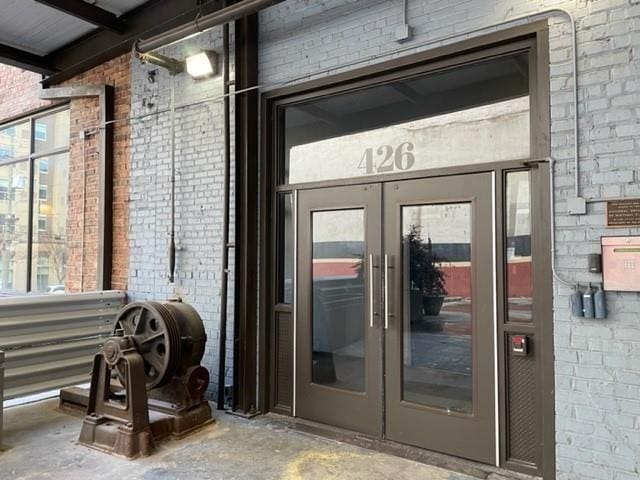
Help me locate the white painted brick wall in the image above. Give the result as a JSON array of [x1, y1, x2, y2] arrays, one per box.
[[129, 28, 235, 401], [256, 1, 640, 479], [126, 0, 640, 476]]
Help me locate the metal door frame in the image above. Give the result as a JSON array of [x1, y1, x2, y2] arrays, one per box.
[[260, 22, 553, 478]]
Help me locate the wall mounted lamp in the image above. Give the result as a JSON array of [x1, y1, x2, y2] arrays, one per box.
[[185, 51, 219, 79], [136, 45, 219, 80]]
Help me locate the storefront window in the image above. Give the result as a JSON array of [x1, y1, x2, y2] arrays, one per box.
[[282, 53, 530, 185], [0, 161, 30, 291], [31, 152, 69, 293], [0, 107, 70, 294]]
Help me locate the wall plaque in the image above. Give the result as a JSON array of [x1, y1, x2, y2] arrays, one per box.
[[606, 199, 640, 228]]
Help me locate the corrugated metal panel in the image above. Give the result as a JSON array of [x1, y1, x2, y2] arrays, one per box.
[[0, 0, 151, 56], [0, 349, 4, 447], [0, 290, 125, 400], [0, 0, 94, 55]]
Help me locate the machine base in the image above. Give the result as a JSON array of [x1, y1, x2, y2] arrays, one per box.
[[63, 387, 214, 458], [78, 414, 154, 459]]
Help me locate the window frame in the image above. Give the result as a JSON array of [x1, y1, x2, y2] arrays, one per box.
[[0, 104, 70, 292]]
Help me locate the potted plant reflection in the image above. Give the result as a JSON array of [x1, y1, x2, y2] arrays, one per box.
[[405, 225, 448, 325]]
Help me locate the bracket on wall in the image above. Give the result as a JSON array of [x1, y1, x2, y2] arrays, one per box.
[[39, 84, 115, 291]]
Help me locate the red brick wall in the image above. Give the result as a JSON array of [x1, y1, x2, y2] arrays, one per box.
[[63, 54, 130, 292], [0, 65, 51, 119], [0, 56, 130, 292]]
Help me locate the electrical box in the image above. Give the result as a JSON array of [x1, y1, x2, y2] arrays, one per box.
[[602, 236, 640, 292]]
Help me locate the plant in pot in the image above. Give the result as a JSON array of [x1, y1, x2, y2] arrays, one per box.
[[405, 225, 448, 319]]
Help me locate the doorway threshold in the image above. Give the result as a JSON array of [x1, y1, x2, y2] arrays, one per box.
[[264, 413, 541, 480]]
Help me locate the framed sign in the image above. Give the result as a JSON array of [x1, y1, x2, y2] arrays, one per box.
[[606, 199, 640, 228]]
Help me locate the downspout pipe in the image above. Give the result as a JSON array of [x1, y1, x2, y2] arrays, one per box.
[[137, 0, 284, 53]]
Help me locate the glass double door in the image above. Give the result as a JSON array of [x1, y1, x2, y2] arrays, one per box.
[[296, 173, 496, 464]]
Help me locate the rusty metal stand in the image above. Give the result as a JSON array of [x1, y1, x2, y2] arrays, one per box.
[[78, 337, 153, 459]]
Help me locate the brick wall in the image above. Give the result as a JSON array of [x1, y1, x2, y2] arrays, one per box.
[[128, 29, 235, 399], [0, 65, 51, 120], [257, 1, 640, 479], [62, 54, 131, 292]]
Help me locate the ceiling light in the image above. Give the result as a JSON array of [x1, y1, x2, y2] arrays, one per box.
[[185, 51, 218, 79]]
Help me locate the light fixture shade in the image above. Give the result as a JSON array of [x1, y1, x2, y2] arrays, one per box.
[[185, 51, 218, 79]]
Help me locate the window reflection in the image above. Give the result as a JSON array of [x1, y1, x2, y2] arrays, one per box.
[[278, 193, 293, 304], [505, 171, 532, 321], [283, 53, 530, 184], [0, 122, 30, 160], [0, 162, 30, 291], [34, 110, 70, 153], [31, 153, 69, 293], [312, 209, 365, 392], [402, 203, 473, 413]]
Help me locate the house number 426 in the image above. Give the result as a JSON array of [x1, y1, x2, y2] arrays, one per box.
[[358, 142, 415, 174]]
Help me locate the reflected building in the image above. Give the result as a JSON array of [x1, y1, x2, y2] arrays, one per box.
[[0, 109, 70, 293]]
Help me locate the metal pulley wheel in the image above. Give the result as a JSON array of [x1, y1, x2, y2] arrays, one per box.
[[112, 300, 206, 390]]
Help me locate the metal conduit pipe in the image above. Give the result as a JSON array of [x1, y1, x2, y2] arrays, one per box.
[[137, 0, 284, 53], [216, 9, 232, 410], [548, 157, 577, 288], [168, 76, 177, 284]]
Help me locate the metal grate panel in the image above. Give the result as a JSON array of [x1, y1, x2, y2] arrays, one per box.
[[275, 311, 293, 409], [507, 334, 537, 466]]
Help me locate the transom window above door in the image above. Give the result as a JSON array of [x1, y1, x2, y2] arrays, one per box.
[[281, 53, 530, 185]]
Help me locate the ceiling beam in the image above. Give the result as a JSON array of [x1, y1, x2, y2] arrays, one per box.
[[34, 0, 125, 33], [42, 0, 223, 86], [0, 43, 57, 75]]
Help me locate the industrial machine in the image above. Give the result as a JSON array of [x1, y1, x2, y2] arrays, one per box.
[[77, 300, 213, 458]]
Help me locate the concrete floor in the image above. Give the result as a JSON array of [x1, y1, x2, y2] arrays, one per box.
[[0, 399, 480, 480]]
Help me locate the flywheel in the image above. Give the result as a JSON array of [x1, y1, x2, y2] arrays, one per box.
[[112, 301, 181, 389]]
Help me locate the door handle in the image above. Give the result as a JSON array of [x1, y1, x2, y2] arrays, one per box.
[[384, 254, 392, 329], [369, 253, 375, 328]]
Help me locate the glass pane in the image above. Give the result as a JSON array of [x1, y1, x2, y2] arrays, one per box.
[[0, 122, 30, 160], [402, 203, 472, 413], [0, 161, 30, 292], [277, 193, 293, 304], [34, 109, 70, 153], [312, 209, 365, 392], [283, 53, 529, 184], [506, 171, 532, 321], [31, 153, 69, 293]]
